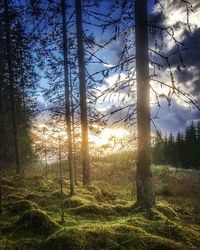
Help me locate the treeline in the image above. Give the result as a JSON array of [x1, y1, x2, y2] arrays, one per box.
[[152, 122, 200, 169], [0, 2, 38, 171]]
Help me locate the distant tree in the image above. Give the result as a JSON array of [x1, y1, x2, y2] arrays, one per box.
[[175, 132, 184, 167], [168, 133, 176, 165], [0, 1, 38, 171], [184, 122, 198, 168], [152, 131, 164, 165]]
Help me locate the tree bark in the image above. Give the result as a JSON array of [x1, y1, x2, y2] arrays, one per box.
[[0, 86, 5, 213], [69, 68, 78, 185], [4, 0, 21, 174], [75, 0, 90, 185], [61, 0, 75, 195], [135, 0, 155, 208], [58, 135, 64, 223]]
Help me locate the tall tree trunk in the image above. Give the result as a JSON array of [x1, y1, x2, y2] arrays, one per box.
[[75, 0, 90, 185], [58, 135, 64, 223], [69, 68, 77, 185], [43, 128, 48, 180], [61, 0, 75, 195], [0, 87, 5, 213], [4, 0, 21, 174], [135, 0, 155, 208]]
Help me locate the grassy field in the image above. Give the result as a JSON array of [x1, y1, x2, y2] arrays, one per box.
[[0, 164, 200, 250]]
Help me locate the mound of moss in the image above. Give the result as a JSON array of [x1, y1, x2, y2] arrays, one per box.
[[64, 195, 91, 208], [2, 209, 60, 236], [5, 199, 39, 215], [70, 204, 117, 217], [45, 223, 187, 250], [95, 189, 116, 203]]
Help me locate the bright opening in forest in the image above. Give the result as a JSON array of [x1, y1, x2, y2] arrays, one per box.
[[1, 0, 200, 249]]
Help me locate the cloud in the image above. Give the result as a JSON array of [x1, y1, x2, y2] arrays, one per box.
[[151, 99, 200, 134]]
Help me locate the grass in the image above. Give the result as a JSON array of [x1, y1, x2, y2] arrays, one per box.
[[0, 165, 200, 249]]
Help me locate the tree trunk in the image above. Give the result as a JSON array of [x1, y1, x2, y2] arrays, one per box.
[[69, 68, 78, 185], [4, 0, 21, 174], [58, 136, 64, 223], [75, 0, 90, 185], [44, 136, 48, 181], [135, 0, 155, 208], [61, 0, 75, 195], [0, 86, 5, 213]]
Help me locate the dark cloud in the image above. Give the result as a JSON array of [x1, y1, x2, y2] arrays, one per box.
[[168, 28, 200, 67], [151, 99, 200, 134]]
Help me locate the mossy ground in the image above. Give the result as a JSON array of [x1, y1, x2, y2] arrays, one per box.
[[0, 166, 200, 250]]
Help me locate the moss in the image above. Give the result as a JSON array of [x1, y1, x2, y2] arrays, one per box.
[[45, 224, 187, 250], [14, 238, 43, 250], [156, 183, 173, 196], [64, 195, 90, 208], [95, 189, 116, 203], [45, 226, 120, 250], [70, 204, 117, 217], [5, 199, 39, 215], [2, 185, 15, 194], [157, 202, 179, 220], [25, 192, 44, 201], [0, 238, 17, 250], [2, 209, 60, 236]]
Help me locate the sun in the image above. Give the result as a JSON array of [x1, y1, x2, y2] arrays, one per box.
[[89, 127, 129, 149]]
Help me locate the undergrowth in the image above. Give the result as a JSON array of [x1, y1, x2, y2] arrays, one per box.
[[0, 167, 200, 250]]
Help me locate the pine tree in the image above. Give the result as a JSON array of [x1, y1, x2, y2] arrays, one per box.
[[152, 132, 164, 165], [61, 0, 75, 195], [135, 0, 155, 208], [75, 0, 91, 185], [175, 132, 184, 167]]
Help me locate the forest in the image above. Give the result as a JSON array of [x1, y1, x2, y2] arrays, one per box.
[[0, 0, 200, 249]]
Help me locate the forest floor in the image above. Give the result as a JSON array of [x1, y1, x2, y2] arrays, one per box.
[[0, 165, 200, 250]]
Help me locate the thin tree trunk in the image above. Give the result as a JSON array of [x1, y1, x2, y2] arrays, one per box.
[[69, 68, 77, 185], [4, 0, 21, 174], [44, 141, 48, 181], [75, 0, 90, 185], [135, 0, 155, 208], [61, 0, 75, 195], [0, 88, 5, 213], [58, 135, 64, 223]]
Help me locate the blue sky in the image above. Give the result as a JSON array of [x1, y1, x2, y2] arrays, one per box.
[[35, 0, 200, 135]]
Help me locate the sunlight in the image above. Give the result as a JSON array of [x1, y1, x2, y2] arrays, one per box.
[[89, 127, 129, 148]]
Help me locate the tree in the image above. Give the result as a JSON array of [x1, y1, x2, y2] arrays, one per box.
[[184, 122, 198, 168], [175, 132, 184, 167], [4, 0, 21, 174], [75, 0, 90, 185], [61, 0, 75, 195], [135, 0, 155, 208], [152, 131, 164, 165]]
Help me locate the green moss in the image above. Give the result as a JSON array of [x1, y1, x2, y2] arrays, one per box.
[[95, 189, 116, 203], [70, 204, 117, 217], [0, 238, 17, 250], [45, 223, 188, 250], [156, 183, 173, 196], [157, 202, 179, 220], [2, 209, 60, 236], [5, 199, 39, 215], [64, 195, 90, 208]]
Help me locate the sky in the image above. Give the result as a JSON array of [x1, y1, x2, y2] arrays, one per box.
[[36, 0, 200, 138]]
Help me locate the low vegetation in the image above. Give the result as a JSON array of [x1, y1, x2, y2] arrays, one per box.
[[1, 164, 200, 250]]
